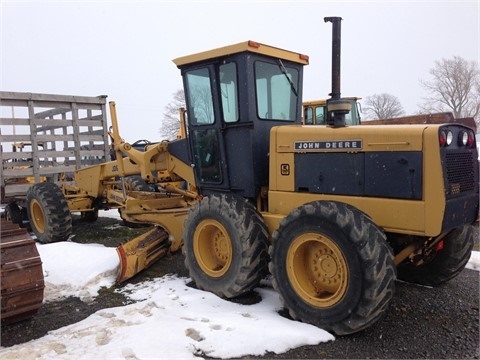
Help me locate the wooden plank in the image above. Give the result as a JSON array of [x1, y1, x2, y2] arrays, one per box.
[[3, 183, 31, 197], [79, 114, 104, 121], [0, 135, 32, 142], [76, 120, 105, 126], [34, 107, 71, 119], [0, 118, 30, 126], [32, 119, 73, 127], [0, 91, 107, 105], [39, 165, 75, 175], [34, 134, 101, 142], [78, 129, 105, 136], [2, 168, 34, 177]]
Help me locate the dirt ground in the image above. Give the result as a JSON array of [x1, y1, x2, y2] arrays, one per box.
[[1, 215, 479, 359]]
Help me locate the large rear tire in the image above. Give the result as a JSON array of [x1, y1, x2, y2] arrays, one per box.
[[26, 182, 72, 243], [270, 201, 396, 335], [183, 194, 269, 298], [396, 225, 474, 286]]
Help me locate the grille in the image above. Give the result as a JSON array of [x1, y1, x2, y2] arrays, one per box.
[[445, 152, 476, 195]]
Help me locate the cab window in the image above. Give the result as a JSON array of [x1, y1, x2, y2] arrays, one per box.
[[255, 60, 298, 121], [185, 68, 214, 125], [219, 62, 239, 123], [315, 106, 326, 124], [304, 106, 313, 125]]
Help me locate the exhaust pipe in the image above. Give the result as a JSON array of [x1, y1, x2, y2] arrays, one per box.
[[325, 16, 342, 100], [324, 16, 351, 127]]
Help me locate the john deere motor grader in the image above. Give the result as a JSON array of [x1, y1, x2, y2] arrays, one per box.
[[24, 17, 478, 335]]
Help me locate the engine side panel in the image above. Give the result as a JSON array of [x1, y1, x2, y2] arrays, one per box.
[[294, 151, 422, 199]]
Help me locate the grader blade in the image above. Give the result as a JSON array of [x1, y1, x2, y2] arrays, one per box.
[[116, 227, 171, 283]]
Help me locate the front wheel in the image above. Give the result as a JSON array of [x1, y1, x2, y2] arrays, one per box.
[[183, 194, 269, 299], [270, 201, 396, 335], [26, 182, 72, 243]]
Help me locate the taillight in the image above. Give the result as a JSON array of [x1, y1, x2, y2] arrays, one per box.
[[467, 131, 475, 146], [439, 130, 453, 147], [467, 130, 475, 147], [439, 131, 447, 146], [459, 131, 469, 146], [457, 130, 475, 147]]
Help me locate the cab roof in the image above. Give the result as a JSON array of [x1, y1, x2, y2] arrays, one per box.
[[172, 40, 309, 67]]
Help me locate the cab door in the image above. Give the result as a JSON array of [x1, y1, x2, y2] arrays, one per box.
[[183, 66, 230, 193]]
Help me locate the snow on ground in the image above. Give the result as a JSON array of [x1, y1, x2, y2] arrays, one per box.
[[0, 209, 478, 359], [0, 211, 334, 359], [466, 250, 480, 271]]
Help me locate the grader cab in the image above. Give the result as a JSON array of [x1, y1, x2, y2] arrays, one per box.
[[20, 17, 478, 335]]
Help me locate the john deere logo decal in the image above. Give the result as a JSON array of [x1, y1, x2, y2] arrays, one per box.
[[294, 140, 362, 151]]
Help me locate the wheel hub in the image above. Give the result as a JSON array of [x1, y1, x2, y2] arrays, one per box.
[[193, 219, 232, 278], [30, 199, 45, 234], [287, 233, 348, 307]]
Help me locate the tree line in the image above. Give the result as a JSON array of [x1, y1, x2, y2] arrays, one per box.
[[363, 56, 479, 122]]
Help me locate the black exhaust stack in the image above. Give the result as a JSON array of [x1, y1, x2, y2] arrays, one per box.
[[324, 17, 351, 127]]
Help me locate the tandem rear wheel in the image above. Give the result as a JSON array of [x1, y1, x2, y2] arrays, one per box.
[[396, 224, 474, 286], [269, 200, 396, 336], [183, 193, 269, 299]]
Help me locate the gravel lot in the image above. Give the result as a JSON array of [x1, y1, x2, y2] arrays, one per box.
[[1, 216, 479, 359]]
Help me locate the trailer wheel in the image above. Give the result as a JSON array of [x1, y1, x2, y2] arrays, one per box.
[[5, 203, 22, 225], [183, 193, 269, 299], [26, 182, 72, 243], [270, 200, 396, 335], [397, 225, 473, 286]]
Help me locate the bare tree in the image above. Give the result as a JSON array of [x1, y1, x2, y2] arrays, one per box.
[[419, 56, 480, 125], [363, 93, 405, 120], [160, 89, 185, 140]]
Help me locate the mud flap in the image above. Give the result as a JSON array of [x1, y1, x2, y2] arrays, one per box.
[[116, 227, 171, 283]]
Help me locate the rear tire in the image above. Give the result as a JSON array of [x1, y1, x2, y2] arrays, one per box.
[[270, 201, 396, 335], [183, 193, 269, 298], [26, 183, 72, 243], [397, 225, 474, 286]]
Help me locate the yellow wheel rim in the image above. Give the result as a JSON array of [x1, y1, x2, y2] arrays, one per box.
[[193, 219, 232, 278], [29, 199, 46, 234], [287, 232, 348, 308]]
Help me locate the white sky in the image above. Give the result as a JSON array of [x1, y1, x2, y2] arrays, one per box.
[[0, 210, 478, 359], [1, 1, 479, 142]]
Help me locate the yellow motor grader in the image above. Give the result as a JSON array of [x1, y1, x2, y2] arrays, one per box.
[[23, 17, 478, 335]]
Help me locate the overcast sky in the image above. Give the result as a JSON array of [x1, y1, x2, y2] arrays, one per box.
[[1, 0, 478, 142]]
